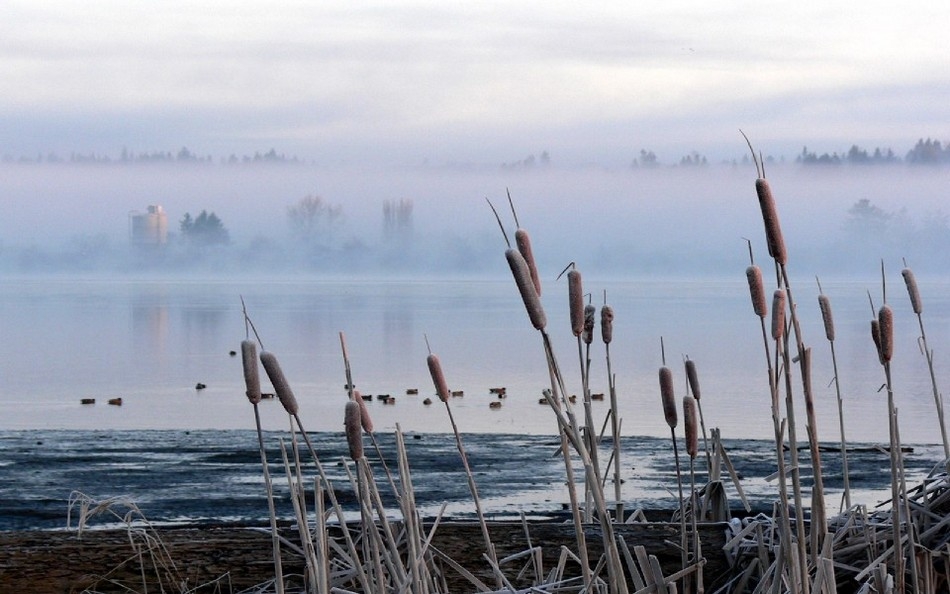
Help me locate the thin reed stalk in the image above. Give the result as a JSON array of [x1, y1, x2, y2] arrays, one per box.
[[426, 348, 503, 590], [817, 282, 852, 512], [601, 297, 623, 521], [902, 266, 950, 461]]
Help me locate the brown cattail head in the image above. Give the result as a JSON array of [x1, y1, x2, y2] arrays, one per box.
[[568, 269, 584, 336], [878, 304, 894, 362], [818, 294, 835, 342], [870, 319, 884, 365], [427, 353, 450, 402], [515, 229, 541, 297], [582, 304, 596, 345], [771, 289, 787, 341], [902, 268, 922, 315], [344, 400, 363, 460], [683, 395, 699, 459], [600, 304, 614, 345], [506, 248, 547, 330], [755, 178, 787, 266], [241, 340, 262, 404], [260, 351, 298, 415], [659, 366, 677, 429], [685, 359, 701, 400], [353, 390, 373, 433], [746, 265, 767, 318]]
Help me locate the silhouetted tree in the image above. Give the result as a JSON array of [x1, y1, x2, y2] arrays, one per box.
[[287, 195, 342, 246], [180, 210, 229, 245]]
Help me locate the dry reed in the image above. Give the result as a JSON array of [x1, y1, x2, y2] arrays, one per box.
[[567, 267, 584, 337], [259, 351, 299, 416], [344, 400, 364, 461], [241, 340, 262, 404], [582, 304, 596, 345], [601, 303, 614, 345], [902, 268, 922, 315], [660, 366, 677, 430], [770, 289, 786, 342], [878, 304, 894, 362], [746, 265, 767, 318], [427, 353, 451, 402], [818, 294, 835, 342], [506, 249, 547, 330], [755, 178, 787, 266], [353, 390, 373, 433]]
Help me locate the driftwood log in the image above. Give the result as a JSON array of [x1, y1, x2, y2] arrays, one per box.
[[0, 520, 730, 593]]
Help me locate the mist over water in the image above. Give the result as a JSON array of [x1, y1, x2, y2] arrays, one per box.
[[2, 162, 950, 277]]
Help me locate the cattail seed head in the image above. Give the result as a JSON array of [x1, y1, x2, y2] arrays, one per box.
[[685, 359, 701, 401], [755, 178, 787, 266], [241, 340, 262, 404], [515, 229, 541, 297], [683, 395, 699, 459], [568, 269, 584, 336], [878, 305, 894, 362], [344, 400, 363, 460], [871, 319, 884, 365], [818, 294, 835, 342], [582, 304, 596, 345], [600, 304, 614, 345], [902, 268, 922, 315], [506, 249, 547, 330], [771, 289, 787, 341], [659, 366, 677, 429], [353, 390, 373, 433], [427, 353, 450, 402], [260, 351, 298, 415], [746, 265, 767, 318]]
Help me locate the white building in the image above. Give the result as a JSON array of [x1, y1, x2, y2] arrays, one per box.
[[129, 205, 168, 246]]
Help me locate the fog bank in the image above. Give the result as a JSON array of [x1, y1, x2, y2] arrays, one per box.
[[1, 162, 948, 279]]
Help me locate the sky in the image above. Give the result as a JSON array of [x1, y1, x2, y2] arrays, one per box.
[[2, 1, 950, 167]]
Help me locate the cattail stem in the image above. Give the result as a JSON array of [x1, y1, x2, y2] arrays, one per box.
[[430, 348, 503, 589], [903, 268, 950, 460], [252, 405, 284, 594]]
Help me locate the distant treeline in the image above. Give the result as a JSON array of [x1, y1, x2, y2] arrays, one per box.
[[1, 147, 306, 165], [4, 137, 950, 168]]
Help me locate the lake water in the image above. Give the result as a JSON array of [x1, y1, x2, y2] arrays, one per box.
[[2, 273, 949, 446]]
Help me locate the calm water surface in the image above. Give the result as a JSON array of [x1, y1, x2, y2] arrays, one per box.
[[2, 274, 949, 445]]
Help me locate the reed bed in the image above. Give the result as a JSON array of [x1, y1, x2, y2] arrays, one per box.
[[58, 142, 950, 594]]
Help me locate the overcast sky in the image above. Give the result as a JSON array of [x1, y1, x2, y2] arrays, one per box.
[[3, 1, 949, 166]]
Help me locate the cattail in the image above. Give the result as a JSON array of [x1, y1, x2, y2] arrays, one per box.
[[746, 265, 767, 318], [683, 396, 699, 459], [427, 353, 451, 402], [568, 268, 584, 336], [344, 400, 363, 460], [241, 340, 262, 404], [259, 351, 298, 415], [515, 228, 541, 297], [353, 390, 373, 433], [685, 359, 701, 400], [506, 249, 547, 330], [902, 268, 922, 315], [600, 304, 614, 344], [818, 294, 835, 342], [771, 289, 786, 341], [660, 366, 677, 429], [878, 305, 894, 362], [582, 304, 596, 345], [871, 319, 885, 365], [755, 178, 787, 266]]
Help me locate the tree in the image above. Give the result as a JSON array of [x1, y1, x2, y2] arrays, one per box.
[[180, 210, 229, 245], [287, 195, 342, 245]]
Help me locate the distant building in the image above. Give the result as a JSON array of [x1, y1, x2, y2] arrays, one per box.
[[129, 205, 168, 246]]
